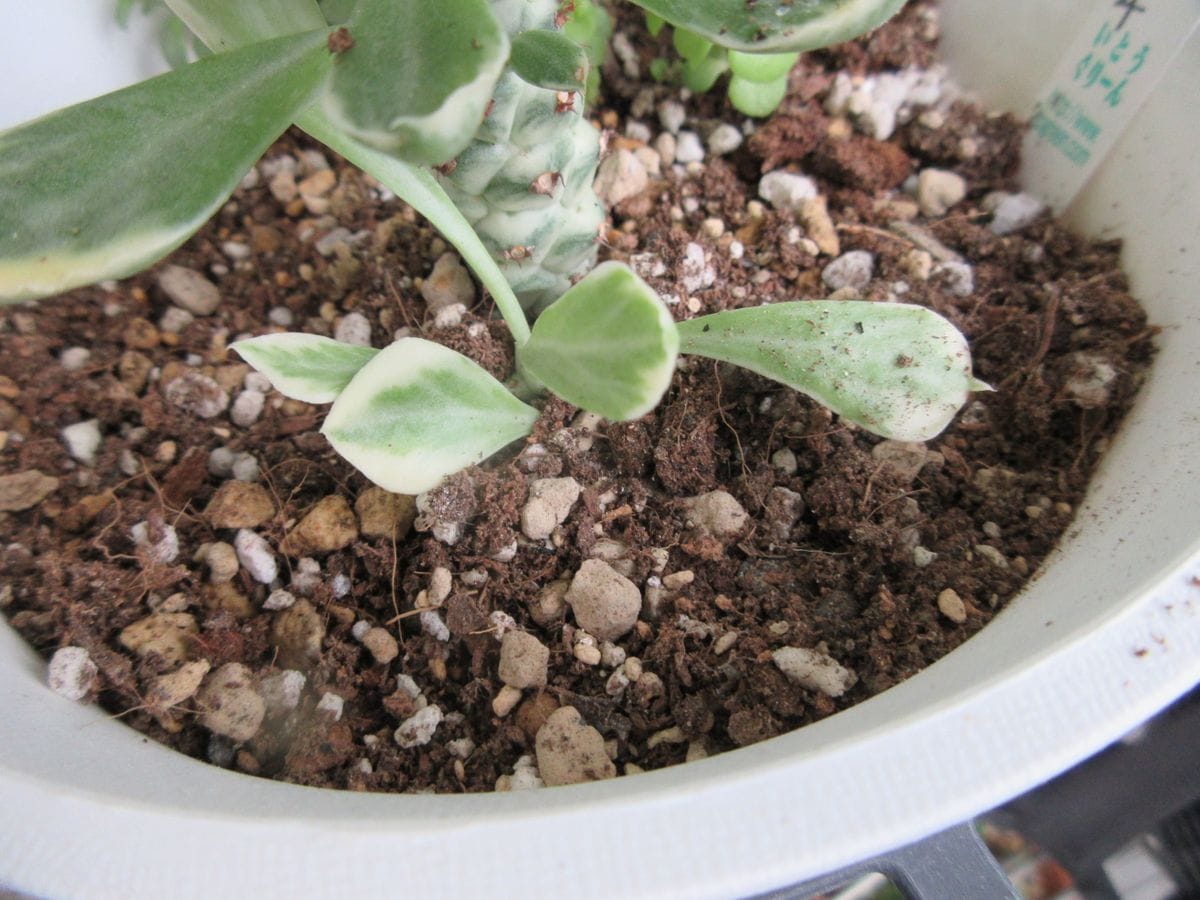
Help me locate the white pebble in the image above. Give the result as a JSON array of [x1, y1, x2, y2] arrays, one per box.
[[707, 123, 743, 156], [674, 130, 706, 164], [48, 646, 97, 701], [771, 447, 798, 475], [565, 559, 642, 642], [130, 520, 179, 563], [933, 260, 975, 297], [916, 168, 967, 217], [263, 589, 296, 611], [59, 347, 92, 371], [937, 588, 968, 623], [985, 191, 1046, 235], [334, 312, 372, 347], [758, 171, 818, 211], [208, 446, 235, 477], [159, 306, 195, 334], [316, 692, 344, 721], [594, 149, 649, 206], [428, 567, 453, 606], [157, 265, 221, 315], [773, 647, 858, 698], [395, 704, 443, 748], [520, 477, 582, 541], [231, 452, 260, 482], [234, 528, 277, 584], [222, 241, 251, 261], [680, 242, 715, 293], [822, 250, 875, 292], [419, 610, 450, 642], [267, 306, 294, 327], [244, 371, 272, 393], [658, 100, 686, 134], [61, 419, 102, 466], [259, 670, 306, 712], [230, 390, 265, 428], [684, 490, 748, 539]]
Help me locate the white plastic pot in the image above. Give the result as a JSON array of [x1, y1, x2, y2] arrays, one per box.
[[2, 2, 1199, 896]]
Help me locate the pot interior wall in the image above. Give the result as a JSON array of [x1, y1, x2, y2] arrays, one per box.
[[2, 4, 1199, 897]]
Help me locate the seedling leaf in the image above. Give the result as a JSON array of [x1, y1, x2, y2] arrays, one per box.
[[322, 338, 539, 494], [0, 29, 332, 303], [230, 334, 378, 404], [321, 0, 509, 165], [626, 0, 905, 53], [519, 262, 679, 421], [510, 29, 588, 92], [678, 301, 986, 441]]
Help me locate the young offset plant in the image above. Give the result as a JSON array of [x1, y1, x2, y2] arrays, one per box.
[[0, 0, 985, 496]]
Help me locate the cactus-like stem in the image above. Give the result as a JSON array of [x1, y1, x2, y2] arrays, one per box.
[[436, 0, 605, 314]]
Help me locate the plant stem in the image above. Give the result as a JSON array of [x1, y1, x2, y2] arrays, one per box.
[[296, 108, 533, 347]]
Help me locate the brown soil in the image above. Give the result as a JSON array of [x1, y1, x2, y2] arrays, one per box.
[[0, 4, 1153, 793]]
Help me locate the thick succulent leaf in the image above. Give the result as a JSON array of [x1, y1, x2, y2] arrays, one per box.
[[728, 49, 799, 83], [627, 0, 906, 53], [727, 73, 790, 117], [561, 0, 613, 103], [297, 108, 532, 345], [165, 0, 326, 50], [321, 0, 509, 165], [671, 27, 714, 63], [519, 262, 679, 422], [682, 53, 729, 94], [677, 301, 989, 441], [322, 338, 539, 494], [0, 29, 332, 304], [230, 333, 378, 404], [510, 29, 588, 92]]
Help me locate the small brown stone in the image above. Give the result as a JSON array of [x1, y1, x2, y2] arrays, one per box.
[[0, 470, 59, 512], [534, 706, 616, 786], [202, 582, 253, 619], [361, 626, 399, 665], [355, 487, 417, 540], [122, 317, 160, 350], [198, 663, 265, 743], [205, 480, 276, 529], [118, 613, 198, 671], [58, 491, 116, 532], [270, 599, 326, 668], [117, 352, 153, 393], [280, 495, 358, 555], [515, 692, 560, 742]]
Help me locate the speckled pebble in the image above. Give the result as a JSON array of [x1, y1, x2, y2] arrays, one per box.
[[822, 250, 875, 292], [565, 559, 641, 642], [48, 646, 97, 701]]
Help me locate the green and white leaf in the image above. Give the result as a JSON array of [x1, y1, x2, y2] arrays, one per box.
[[322, 338, 539, 494], [298, 108, 532, 345], [510, 29, 588, 92], [230, 334, 378, 404], [165, 0, 326, 50], [678, 301, 989, 441], [519, 262, 679, 421], [626, 0, 906, 53], [321, 0, 509, 165], [0, 29, 332, 304]]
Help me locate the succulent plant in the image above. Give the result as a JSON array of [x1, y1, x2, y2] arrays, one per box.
[[435, 0, 605, 314]]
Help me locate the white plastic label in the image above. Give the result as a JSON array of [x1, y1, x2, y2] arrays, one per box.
[[1021, 0, 1200, 211]]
